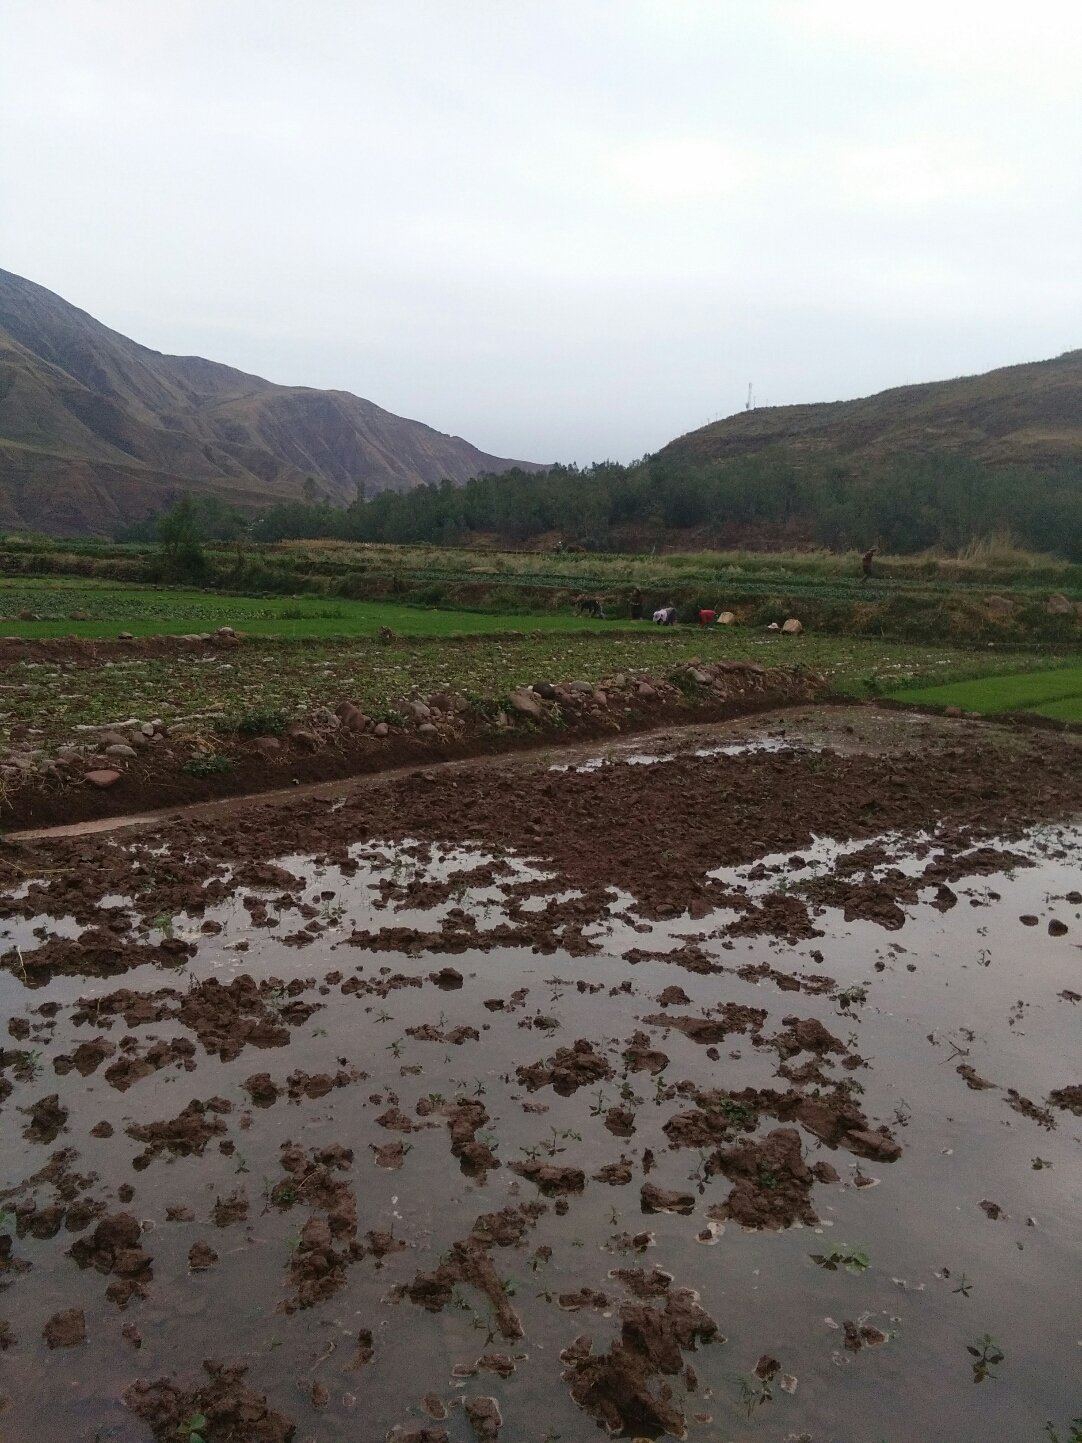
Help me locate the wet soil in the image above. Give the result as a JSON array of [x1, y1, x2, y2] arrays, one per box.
[[0, 705, 1080, 1442]]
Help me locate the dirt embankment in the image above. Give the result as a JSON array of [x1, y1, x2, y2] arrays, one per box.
[[1, 657, 825, 829]]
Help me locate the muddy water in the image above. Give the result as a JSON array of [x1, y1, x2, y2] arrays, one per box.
[[1, 787, 1081, 1437]]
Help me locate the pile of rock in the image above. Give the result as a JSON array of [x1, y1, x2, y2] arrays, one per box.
[[0, 717, 174, 791]]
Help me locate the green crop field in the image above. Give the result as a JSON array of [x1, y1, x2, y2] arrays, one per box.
[[0, 582, 635, 639], [891, 665, 1082, 721]]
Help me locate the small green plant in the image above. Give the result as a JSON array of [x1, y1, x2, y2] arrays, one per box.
[[178, 1414, 208, 1443], [737, 1374, 773, 1416], [967, 1334, 1004, 1383], [719, 1097, 752, 1127]]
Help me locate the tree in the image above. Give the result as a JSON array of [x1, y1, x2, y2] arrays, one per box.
[[157, 497, 206, 579]]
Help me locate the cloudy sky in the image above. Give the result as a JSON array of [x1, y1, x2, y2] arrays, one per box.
[[3, 1, 1081, 463]]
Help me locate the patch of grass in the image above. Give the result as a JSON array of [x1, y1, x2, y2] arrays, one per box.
[[892, 665, 1082, 719]]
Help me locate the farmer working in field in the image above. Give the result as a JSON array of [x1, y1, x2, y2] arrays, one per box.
[[861, 547, 878, 582]]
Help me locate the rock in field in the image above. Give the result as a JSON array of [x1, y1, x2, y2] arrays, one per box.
[[84, 770, 122, 789]]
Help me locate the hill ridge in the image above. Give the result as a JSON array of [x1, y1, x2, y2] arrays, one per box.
[[659, 348, 1082, 470], [0, 268, 539, 536]]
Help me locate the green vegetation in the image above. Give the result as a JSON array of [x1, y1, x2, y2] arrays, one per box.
[[3, 531, 1082, 651], [892, 666, 1082, 721]]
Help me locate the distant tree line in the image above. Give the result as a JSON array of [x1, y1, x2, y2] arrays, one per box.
[[116, 451, 1082, 559], [116, 493, 248, 545]]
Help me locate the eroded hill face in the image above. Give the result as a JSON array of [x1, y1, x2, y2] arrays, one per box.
[[0, 268, 539, 535], [659, 350, 1082, 470]]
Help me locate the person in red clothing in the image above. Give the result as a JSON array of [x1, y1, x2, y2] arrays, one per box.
[[698, 608, 717, 626]]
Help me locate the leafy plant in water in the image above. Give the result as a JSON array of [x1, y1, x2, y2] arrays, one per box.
[[811, 1244, 870, 1274], [967, 1334, 1004, 1383], [737, 1375, 773, 1417], [1044, 1420, 1082, 1443]]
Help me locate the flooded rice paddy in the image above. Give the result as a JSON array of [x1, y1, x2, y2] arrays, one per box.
[[0, 710, 1080, 1442]]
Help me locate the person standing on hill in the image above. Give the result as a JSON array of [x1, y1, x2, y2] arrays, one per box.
[[630, 586, 643, 620], [861, 547, 878, 582]]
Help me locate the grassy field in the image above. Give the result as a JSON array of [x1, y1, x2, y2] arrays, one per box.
[[0, 582, 634, 639], [892, 666, 1082, 722], [1, 626, 1073, 756]]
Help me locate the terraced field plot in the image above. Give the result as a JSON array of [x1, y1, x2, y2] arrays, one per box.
[[893, 666, 1082, 721], [0, 629, 1068, 759]]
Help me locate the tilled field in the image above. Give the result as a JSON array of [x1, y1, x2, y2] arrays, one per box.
[[1, 708, 1080, 1442]]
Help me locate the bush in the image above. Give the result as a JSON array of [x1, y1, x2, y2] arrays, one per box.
[[182, 754, 234, 776]]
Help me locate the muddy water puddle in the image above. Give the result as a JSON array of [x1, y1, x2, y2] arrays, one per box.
[[2, 814, 1081, 1440]]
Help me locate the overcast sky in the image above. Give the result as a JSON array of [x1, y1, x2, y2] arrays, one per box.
[[3, 1, 1081, 464]]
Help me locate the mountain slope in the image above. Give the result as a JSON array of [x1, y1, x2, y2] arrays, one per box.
[[658, 351, 1082, 470], [0, 268, 539, 536]]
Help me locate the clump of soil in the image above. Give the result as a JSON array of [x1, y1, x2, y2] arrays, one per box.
[[188, 1241, 218, 1271], [3, 930, 193, 988], [124, 1359, 296, 1442], [773, 1015, 848, 1058], [43, 1307, 86, 1348], [126, 1097, 230, 1168], [440, 1098, 500, 1177], [211, 1189, 249, 1228], [1049, 1085, 1082, 1115], [640, 1182, 695, 1216], [68, 1212, 153, 1306], [561, 1284, 719, 1437], [509, 1161, 585, 1196], [708, 1128, 821, 1229], [20, 1093, 68, 1143], [516, 1039, 613, 1095], [464, 1396, 503, 1441], [641, 1004, 766, 1044], [271, 1143, 360, 1310], [405, 1204, 545, 1340]]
